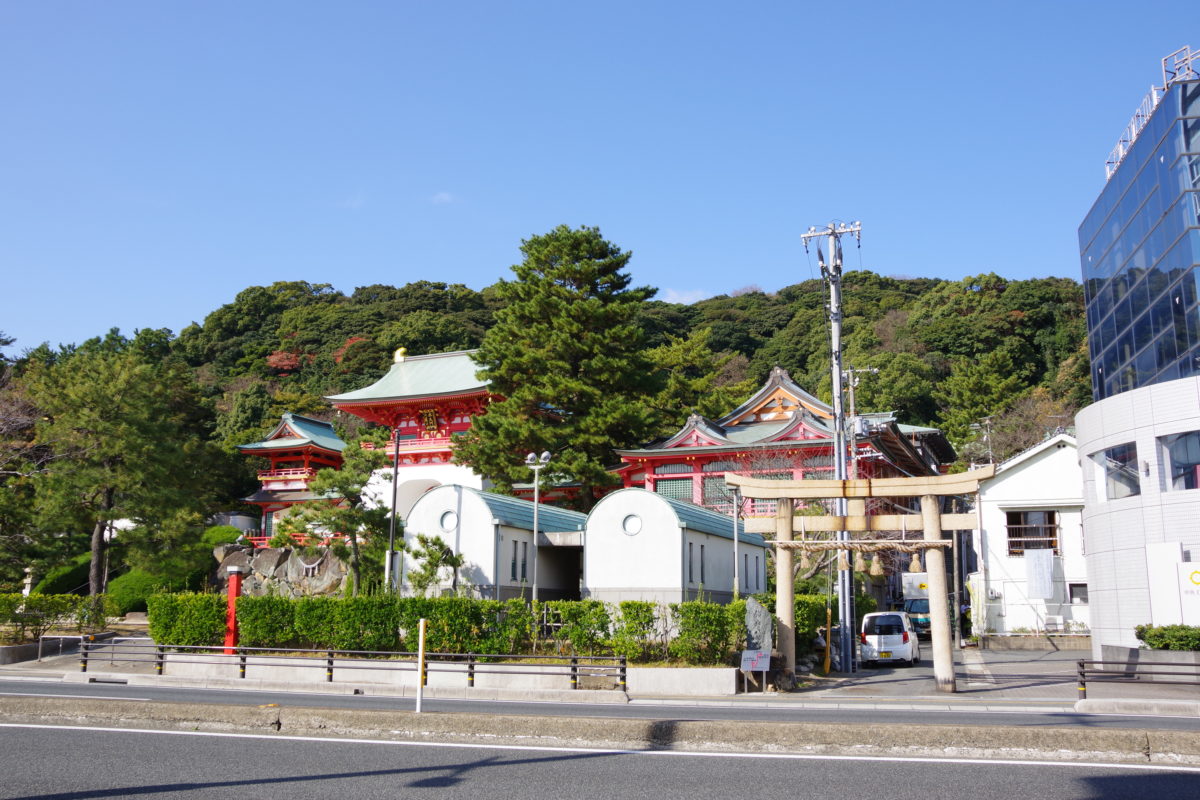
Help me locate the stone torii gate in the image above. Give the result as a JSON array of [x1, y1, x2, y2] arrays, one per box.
[[726, 467, 995, 693]]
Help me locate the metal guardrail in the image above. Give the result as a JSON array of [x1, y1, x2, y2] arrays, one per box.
[[1076, 659, 1200, 699], [79, 637, 627, 691]]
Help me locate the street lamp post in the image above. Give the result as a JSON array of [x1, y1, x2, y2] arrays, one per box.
[[525, 451, 551, 601], [386, 423, 401, 593]]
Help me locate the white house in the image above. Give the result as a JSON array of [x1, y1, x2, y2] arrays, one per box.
[[584, 488, 769, 605], [401, 484, 587, 600], [969, 433, 1089, 637]]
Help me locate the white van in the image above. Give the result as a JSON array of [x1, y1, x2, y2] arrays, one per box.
[[860, 611, 921, 668]]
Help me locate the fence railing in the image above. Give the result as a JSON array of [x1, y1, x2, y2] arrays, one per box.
[[1076, 658, 1200, 699], [79, 636, 627, 691]]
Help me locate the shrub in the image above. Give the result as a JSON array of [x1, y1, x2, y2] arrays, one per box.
[[0, 593, 89, 642], [610, 601, 657, 662], [669, 601, 734, 665], [1135, 624, 1200, 651], [294, 597, 339, 648], [333, 596, 402, 652], [33, 555, 91, 595], [106, 570, 166, 616], [147, 593, 224, 647], [237, 595, 297, 648], [547, 600, 611, 655]]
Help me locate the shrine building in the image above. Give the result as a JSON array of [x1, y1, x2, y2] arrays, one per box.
[[237, 413, 346, 545], [613, 366, 956, 518], [324, 348, 496, 517]]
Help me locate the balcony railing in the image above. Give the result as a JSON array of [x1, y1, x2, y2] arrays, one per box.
[[257, 468, 316, 481], [1006, 524, 1060, 556]]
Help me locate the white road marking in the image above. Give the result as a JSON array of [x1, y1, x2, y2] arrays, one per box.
[[0, 723, 1197, 773], [0, 691, 149, 701]]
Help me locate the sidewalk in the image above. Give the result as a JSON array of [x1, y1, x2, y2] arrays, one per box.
[[2, 640, 1198, 717]]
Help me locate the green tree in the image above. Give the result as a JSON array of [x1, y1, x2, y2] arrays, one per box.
[[645, 328, 757, 435], [407, 533, 466, 596], [934, 350, 1026, 446], [279, 427, 395, 595], [453, 225, 661, 508], [21, 345, 222, 595]]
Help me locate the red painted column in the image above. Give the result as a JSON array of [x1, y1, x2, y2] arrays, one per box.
[[224, 566, 243, 654]]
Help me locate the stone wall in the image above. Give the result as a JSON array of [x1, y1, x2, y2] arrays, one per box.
[[214, 545, 348, 597]]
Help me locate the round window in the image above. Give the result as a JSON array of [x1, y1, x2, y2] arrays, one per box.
[[622, 514, 642, 535], [440, 510, 458, 532]]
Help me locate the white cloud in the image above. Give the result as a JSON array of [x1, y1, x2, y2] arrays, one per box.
[[661, 288, 713, 305], [431, 191, 455, 205]]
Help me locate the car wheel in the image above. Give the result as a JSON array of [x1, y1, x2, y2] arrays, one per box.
[[863, 660, 876, 669]]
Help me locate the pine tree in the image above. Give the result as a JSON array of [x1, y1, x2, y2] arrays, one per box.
[[453, 225, 661, 508]]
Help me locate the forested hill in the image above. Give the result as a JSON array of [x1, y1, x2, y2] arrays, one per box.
[[7, 269, 1089, 470], [0, 267, 1088, 591], [163, 270, 1087, 459]]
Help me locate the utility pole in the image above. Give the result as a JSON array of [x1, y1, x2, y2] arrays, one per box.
[[843, 365, 878, 480], [802, 220, 861, 672]]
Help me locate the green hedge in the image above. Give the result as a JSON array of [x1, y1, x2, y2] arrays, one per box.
[[0, 593, 111, 643], [146, 595, 763, 665], [147, 593, 224, 647], [1135, 624, 1200, 651]]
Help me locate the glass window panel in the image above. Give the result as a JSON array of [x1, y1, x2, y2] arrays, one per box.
[[1133, 311, 1154, 352], [1155, 329, 1179, 369], [1161, 431, 1200, 491], [1093, 443, 1140, 500], [655, 478, 694, 501]]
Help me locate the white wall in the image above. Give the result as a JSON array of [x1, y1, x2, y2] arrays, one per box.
[[584, 488, 767, 605], [1076, 376, 1200, 659], [401, 485, 497, 597], [975, 436, 1088, 636]]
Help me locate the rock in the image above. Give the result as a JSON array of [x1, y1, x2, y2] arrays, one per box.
[[745, 597, 774, 652]]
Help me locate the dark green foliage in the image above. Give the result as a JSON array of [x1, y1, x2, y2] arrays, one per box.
[[32, 554, 92, 595], [332, 596, 402, 652], [106, 569, 167, 615], [668, 601, 736, 664], [293, 597, 339, 648], [146, 593, 224, 647], [547, 600, 611, 655], [453, 225, 663, 508], [609, 601, 659, 661], [1135, 624, 1200, 651], [236, 595, 297, 648]]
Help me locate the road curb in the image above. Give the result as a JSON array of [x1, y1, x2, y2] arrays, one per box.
[[3, 696, 1199, 764], [1076, 699, 1200, 718]]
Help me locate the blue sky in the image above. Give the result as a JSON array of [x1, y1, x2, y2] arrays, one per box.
[[0, 1, 1193, 356]]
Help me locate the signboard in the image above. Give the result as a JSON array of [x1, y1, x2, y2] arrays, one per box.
[[740, 649, 770, 671], [1179, 564, 1200, 625]]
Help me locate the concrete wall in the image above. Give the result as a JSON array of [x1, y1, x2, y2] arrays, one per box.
[[1076, 376, 1200, 660]]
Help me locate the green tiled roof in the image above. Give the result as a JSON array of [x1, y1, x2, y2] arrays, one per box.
[[326, 349, 487, 404], [467, 487, 587, 533], [238, 413, 346, 453]]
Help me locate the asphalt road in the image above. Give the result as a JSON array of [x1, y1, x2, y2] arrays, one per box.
[[0, 724, 1196, 800], [3, 675, 1199, 732]]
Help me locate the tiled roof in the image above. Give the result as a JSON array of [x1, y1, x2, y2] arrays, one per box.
[[326, 349, 487, 404], [238, 413, 346, 453], [468, 487, 587, 533]]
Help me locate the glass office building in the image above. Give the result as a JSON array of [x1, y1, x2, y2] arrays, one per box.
[[1078, 73, 1200, 401], [1075, 49, 1200, 658]]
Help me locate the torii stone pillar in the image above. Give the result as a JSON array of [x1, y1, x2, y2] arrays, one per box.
[[921, 494, 954, 692], [726, 467, 995, 694], [775, 498, 795, 686]]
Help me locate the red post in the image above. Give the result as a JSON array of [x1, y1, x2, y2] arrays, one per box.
[[224, 566, 243, 655]]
